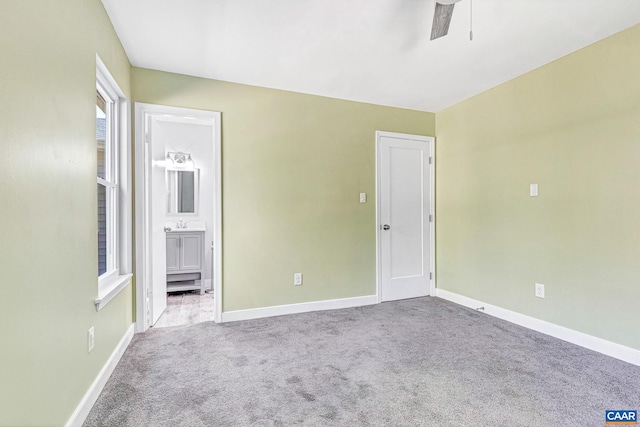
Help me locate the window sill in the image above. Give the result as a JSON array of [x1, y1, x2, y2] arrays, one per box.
[[95, 273, 132, 311]]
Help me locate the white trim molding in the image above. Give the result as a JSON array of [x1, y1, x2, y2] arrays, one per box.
[[436, 289, 640, 366], [65, 324, 135, 427], [94, 274, 132, 311], [134, 103, 223, 332], [222, 295, 378, 323], [428, 138, 435, 297], [96, 54, 133, 313]]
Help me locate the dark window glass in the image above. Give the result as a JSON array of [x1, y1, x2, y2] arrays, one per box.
[[97, 183, 107, 276]]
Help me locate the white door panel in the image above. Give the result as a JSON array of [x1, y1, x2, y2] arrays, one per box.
[[150, 116, 167, 325], [389, 147, 425, 279], [378, 132, 432, 302]]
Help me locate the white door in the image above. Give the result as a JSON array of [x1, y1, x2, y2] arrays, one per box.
[[377, 131, 433, 302], [149, 115, 168, 325]]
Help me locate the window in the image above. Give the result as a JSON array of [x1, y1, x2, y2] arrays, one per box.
[[97, 88, 116, 278], [95, 57, 132, 310]]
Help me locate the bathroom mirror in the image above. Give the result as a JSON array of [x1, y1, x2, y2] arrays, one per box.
[[166, 168, 199, 215]]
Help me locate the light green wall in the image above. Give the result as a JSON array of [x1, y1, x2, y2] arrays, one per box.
[[436, 24, 640, 350], [0, 1, 133, 425], [132, 68, 435, 312], [5, 1, 634, 422]]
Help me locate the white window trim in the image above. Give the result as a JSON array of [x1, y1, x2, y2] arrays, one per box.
[[97, 85, 118, 278], [95, 55, 132, 311]]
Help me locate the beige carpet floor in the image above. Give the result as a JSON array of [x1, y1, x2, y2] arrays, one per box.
[[84, 297, 640, 426]]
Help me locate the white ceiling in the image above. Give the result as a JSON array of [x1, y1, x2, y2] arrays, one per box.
[[102, 0, 640, 112]]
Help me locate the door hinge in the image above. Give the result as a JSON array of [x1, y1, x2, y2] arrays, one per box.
[[430, 272, 433, 280], [429, 156, 432, 165], [429, 214, 433, 222], [144, 132, 150, 144]]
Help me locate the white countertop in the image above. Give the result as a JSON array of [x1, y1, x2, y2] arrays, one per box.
[[165, 227, 206, 233], [165, 220, 206, 233]]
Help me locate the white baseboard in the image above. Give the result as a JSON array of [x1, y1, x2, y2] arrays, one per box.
[[221, 295, 378, 323], [204, 279, 212, 291], [436, 289, 640, 366], [66, 324, 135, 427]]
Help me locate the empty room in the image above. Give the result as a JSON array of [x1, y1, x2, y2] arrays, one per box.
[[1, 1, 639, 426]]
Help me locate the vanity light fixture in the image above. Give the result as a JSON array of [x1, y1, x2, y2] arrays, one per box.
[[166, 151, 195, 169]]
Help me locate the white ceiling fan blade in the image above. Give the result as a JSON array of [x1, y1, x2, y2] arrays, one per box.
[[430, 2, 456, 40]]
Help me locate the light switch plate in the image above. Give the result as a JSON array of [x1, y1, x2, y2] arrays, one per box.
[[530, 184, 538, 197], [88, 327, 95, 352], [294, 273, 302, 286], [535, 283, 545, 298], [359, 193, 367, 203]]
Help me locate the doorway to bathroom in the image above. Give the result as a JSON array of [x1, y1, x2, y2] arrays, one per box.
[[134, 103, 222, 332]]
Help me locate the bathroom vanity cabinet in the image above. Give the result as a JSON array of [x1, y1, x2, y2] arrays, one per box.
[[166, 230, 205, 294]]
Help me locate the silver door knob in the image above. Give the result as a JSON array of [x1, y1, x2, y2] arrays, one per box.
[[382, 224, 390, 230]]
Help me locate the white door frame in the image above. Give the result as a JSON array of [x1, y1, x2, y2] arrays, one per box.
[[375, 131, 435, 303], [134, 103, 223, 332]]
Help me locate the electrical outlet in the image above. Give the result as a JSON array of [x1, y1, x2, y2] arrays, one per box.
[[88, 327, 95, 352], [359, 193, 367, 203], [535, 283, 545, 299], [294, 273, 303, 286]]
